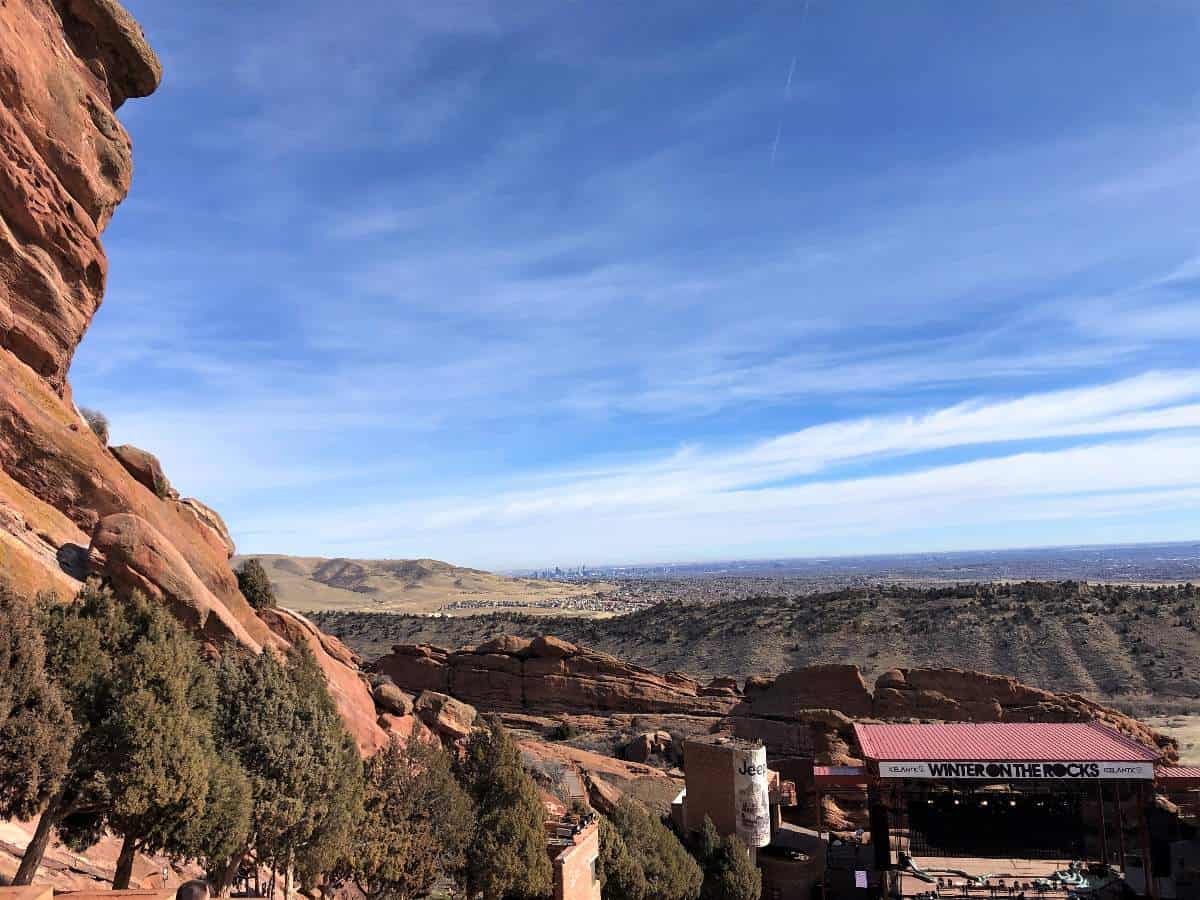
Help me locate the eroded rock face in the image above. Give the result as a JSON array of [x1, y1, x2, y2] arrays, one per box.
[[371, 638, 738, 716], [741, 664, 873, 719], [413, 690, 477, 742], [0, 0, 160, 393], [89, 512, 266, 650]]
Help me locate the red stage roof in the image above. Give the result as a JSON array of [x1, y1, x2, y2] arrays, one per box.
[[1158, 765, 1200, 780], [854, 722, 1160, 763]]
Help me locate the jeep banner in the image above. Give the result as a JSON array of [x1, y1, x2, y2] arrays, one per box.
[[877, 761, 1155, 780], [732, 745, 772, 847]]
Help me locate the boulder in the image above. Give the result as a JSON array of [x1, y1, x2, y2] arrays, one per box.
[[89, 513, 264, 651], [738, 664, 873, 719], [110, 444, 174, 498], [623, 730, 673, 763], [414, 690, 478, 742], [373, 681, 414, 717]]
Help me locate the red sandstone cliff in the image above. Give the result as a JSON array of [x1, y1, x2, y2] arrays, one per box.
[[0, 0, 385, 754], [370, 635, 738, 717]]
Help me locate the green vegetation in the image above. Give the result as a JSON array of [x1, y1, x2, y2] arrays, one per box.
[[79, 406, 109, 444], [690, 817, 761, 900], [236, 557, 277, 610], [0, 585, 72, 822], [345, 736, 475, 899], [457, 717, 554, 900], [12, 582, 213, 886], [605, 797, 702, 900], [209, 644, 363, 894], [2, 578, 754, 899]]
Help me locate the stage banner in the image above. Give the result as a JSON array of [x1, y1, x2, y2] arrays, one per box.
[[877, 761, 1155, 780]]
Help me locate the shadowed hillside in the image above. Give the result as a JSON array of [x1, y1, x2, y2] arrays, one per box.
[[314, 580, 1200, 715]]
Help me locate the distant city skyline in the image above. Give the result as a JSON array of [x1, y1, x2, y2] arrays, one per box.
[[77, 1, 1200, 568]]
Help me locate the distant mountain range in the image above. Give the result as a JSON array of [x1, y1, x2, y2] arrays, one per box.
[[235, 554, 611, 615]]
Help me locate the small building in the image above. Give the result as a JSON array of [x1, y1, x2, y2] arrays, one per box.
[[546, 811, 601, 900]]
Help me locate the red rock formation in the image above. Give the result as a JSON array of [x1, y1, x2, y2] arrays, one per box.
[[0, 0, 384, 757], [373, 639, 1172, 764], [413, 690, 477, 742], [110, 444, 175, 499], [371, 638, 737, 717], [90, 513, 269, 651], [740, 664, 873, 719], [0, 0, 159, 394]]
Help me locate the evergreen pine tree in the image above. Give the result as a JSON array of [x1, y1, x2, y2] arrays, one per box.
[[597, 815, 647, 900], [457, 717, 553, 900], [690, 818, 760, 900], [236, 559, 276, 610], [210, 645, 364, 895], [346, 735, 475, 899], [13, 582, 213, 886], [608, 797, 702, 900], [0, 585, 73, 822]]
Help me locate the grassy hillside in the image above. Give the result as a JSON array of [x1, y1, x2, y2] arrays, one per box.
[[237, 554, 613, 615], [313, 581, 1200, 714]]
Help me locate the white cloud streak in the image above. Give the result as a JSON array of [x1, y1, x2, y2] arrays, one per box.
[[227, 373, 1200, 565]]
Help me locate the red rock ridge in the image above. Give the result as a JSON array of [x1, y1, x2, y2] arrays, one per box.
[[370, 635, 739, 717]]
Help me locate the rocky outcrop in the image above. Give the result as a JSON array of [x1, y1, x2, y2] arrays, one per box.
[[741, 664, 873, 719], [89, 513, 269, 650], [623, 730, 674, 764], [372, 678, 414, 717], [176, 497, 235, 559], [372, 638, 1173, 763], [413, 691, 477, 742], [371, 637, 738, 716], [110, 444, 175, 498], [0, 0, 160, 394]]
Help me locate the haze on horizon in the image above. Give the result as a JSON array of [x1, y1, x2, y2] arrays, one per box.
[[76, 1, 1200, 570]]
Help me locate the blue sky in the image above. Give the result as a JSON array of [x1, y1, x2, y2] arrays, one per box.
[[72, 0, 1200, 568]]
